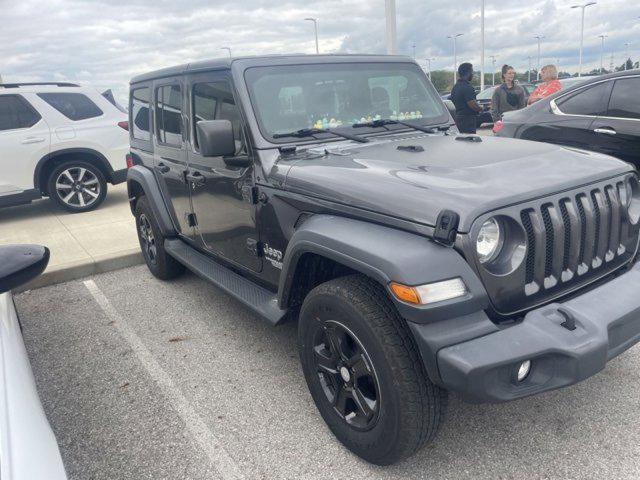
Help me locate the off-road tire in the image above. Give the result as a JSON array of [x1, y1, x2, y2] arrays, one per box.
[[134, 195, 184, 280], [298, 274, 447, 465], [47, 160, 107, 212]]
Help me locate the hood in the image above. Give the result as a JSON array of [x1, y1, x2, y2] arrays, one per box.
[[271, 134, 632, 232]]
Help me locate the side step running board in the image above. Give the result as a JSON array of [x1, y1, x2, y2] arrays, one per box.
[[163, 238, 288, 326]]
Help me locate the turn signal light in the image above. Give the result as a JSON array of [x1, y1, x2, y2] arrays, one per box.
[[126, 154, 135, 168], [390, 278, 467, 305], [493, 120, 504, 134]]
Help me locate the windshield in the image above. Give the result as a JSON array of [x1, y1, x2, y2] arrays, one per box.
[[244, 62, 449, 142]]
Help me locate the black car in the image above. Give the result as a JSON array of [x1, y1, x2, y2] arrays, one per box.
[[127, 55, 640, 465], [495, 70, 639, 166]]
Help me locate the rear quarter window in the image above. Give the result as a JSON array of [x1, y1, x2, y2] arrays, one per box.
[[131, 87, 151, 141], [37, 92, 103, 120]]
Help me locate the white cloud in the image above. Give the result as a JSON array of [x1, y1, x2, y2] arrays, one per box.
[[0, 0, 638, 103]]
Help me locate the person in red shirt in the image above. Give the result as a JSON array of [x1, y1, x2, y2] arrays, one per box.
[[528, 64, 562, 105]]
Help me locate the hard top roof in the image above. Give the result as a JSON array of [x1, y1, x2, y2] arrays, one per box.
[[130, 53, 415, 84]]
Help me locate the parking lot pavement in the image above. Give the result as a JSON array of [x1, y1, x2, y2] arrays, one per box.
[[15, 266, 640, 480], [0, 184, 142, 290]]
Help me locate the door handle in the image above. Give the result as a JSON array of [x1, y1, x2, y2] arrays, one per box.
[[594, 128, 617, 136], [185, 171, 206, 186], [21, 137, 45, 144], [155, 162, 170, 174]]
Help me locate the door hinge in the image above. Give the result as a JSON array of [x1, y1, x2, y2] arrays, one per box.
[[246, 238, 262, 256], [241, 185, 259, 204], [187, 213, 198, 227]]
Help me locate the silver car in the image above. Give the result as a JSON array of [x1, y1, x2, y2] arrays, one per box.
[[0, 244, 67, 480]]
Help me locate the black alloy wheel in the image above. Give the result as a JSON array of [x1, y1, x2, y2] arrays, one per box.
[[312, 320, 381, 430]]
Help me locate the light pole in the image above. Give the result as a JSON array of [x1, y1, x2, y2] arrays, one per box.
[[426, 57, 436, 79], [533, 35, 544, 81], [385, 0, 397, 54], [480, 0, 485, 91], [489, 55, 498, 86], [412, 42, 416, 59], [598, 34, 607, 74], [624, 42, 631, 70], [304, 18, 319, 54], [447, 33, 463, 83], [525, 56, 532, 82], [571, 2, 597, 77], [221, 47, 232, 58]]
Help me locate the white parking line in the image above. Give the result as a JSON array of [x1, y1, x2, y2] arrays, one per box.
[[84, 279, 245, 480]]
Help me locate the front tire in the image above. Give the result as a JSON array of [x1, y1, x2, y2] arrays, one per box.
[[298, 274, 447, 465], [134, 196, 184, 280], [47, 161, 107, 212]]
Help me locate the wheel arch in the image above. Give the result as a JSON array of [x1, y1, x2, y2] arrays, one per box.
[[278, 215, 488, 323], [126, 165, 177, 237], [34, 148, 115, 195]]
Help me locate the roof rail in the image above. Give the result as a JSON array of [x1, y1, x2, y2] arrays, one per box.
[[0, 82, 80, 88]]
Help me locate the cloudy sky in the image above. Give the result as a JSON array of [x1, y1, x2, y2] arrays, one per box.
[[1, 0, 638, 102]]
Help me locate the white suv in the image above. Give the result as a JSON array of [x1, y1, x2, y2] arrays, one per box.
[[0, 82, 129, 212]]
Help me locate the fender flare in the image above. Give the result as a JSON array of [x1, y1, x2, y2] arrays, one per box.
[[126, 165, 177, 237], [33, 147, 115, 190], [278, 214, 488, 323]]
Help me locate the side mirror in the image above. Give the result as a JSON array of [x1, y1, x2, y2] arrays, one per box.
[[0, 244, 50, 294], [197, 120, 236, 157]]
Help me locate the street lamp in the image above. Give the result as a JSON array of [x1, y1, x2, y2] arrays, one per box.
[[385, 0, 397, 54], [221, 47, 232, 58], [304, 18, 319, 54], [480, 0, 485, 91], [533, 35, 544, 81], [489, 55, 498, 86], [598, 34, 607, 74], [426, 57, 436, 79], [624, 42, 631, 70], [571, 2, 597, 77], [447, 33, 463, 83]]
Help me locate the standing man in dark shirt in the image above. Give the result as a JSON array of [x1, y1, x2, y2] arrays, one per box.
[[450, 62, 482, 133]]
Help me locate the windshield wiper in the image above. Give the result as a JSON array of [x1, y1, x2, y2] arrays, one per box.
[[352, 118, 438, 134], [272, 128, 369, 143]]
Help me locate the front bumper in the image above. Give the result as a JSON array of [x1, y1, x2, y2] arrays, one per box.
[[435, 261, 640, 402]]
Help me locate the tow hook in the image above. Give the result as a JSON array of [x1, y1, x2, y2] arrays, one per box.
[[558, 307, 577, 331]]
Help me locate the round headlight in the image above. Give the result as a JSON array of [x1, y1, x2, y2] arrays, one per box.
[[476, 217, 503, 264]]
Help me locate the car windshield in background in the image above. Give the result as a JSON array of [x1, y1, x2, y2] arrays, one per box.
[[476, 86, 497, 100], [244, 62, 449, 142]]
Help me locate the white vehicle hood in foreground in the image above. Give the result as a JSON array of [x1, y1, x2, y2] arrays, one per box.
[[0, 292, 67, 480]]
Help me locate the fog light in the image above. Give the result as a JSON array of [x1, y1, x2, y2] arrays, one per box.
[[517, 360, 531, 382]]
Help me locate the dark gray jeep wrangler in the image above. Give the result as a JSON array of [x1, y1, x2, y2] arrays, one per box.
[[127, 55, 640, 465]]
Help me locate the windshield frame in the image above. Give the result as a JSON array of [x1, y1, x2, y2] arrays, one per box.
[[242, 61, 450, 145]]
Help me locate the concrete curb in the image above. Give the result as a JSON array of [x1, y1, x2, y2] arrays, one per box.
[[17, 248, 144, 293]]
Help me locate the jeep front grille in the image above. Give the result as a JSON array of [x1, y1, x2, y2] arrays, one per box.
[[469, 174, 640, 315]]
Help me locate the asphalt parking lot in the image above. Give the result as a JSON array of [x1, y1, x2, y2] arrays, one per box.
[[15, 264, 640, 480]]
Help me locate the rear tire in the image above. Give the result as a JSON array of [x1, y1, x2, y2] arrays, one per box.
[[47, 160, 107, 212], [298, 274, 447, 465], [134, 195, 184, 280]]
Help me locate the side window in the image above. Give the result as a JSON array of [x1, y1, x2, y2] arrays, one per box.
[[556, 81, 610, 116], [156, 85, 183, 146], [608, 78, 640, 120], [37, 93, 103, 120], [192, 81, 245, 154], [131, 87, 150, 141], [0, 95, 42, 131]]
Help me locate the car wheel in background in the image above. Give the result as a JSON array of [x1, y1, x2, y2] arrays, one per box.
[[134, 195, 185, 280], [47, 161, 107, 212], [298, 274, 448, 465]]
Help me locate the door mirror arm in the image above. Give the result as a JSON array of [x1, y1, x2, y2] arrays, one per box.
[[223, 155, 251, 168]]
